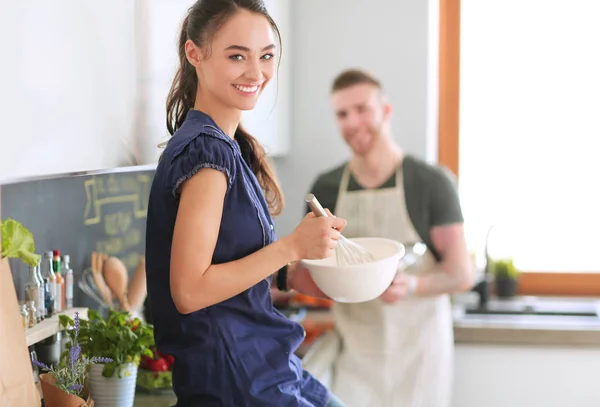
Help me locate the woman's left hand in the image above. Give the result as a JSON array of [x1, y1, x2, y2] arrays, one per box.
[[287, 262, 329, 299]]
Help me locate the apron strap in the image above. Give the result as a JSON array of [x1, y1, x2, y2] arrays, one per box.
[[334, 163, 352, 214], [394, 153, 406, 192]]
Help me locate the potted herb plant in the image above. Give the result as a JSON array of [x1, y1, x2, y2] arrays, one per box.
[[33, 311, 113, 407], [492, 257, 520, 298], [60, 309, 154, 407]]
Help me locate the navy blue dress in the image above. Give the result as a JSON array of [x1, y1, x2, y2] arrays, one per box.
[[145, 110, 329, 407]]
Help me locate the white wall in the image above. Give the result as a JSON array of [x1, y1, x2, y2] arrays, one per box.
[[138, 0, 292, 165], [454, 344, 600, 407], [272, 0, 440, 236], [0, 0, 292, 184], [0, 1, 139, 183], [0, 0, 439, 227]]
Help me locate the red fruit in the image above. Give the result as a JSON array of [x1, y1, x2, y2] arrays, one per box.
[[155, 351, 175, 369], [165, 355, 175, 369], [146, 357, 169, 372], [140, 355, 153, 370]]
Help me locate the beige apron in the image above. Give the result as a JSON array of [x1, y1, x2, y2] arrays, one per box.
[[303, 160, 453, 407]]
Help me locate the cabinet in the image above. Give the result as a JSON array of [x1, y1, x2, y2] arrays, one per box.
[[453, 343, 600, 407]]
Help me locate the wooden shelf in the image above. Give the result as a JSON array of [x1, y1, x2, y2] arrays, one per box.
[[26, 307, 88, 346]]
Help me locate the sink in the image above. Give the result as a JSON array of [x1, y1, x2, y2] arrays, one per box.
[[455, 297, 600, 327], [464, 298, 600, 317]]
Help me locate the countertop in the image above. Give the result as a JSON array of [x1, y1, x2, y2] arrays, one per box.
[[452, 294, 600, 346], [300, 294, 600, 347], [133, 390, 176, 407]]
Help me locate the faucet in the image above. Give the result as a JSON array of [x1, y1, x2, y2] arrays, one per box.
[[470, 225, 495, 309]]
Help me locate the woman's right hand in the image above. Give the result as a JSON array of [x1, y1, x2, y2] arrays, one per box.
[[285, 211, 347, 260]]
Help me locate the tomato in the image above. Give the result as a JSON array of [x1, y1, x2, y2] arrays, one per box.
[[145, 357, 169, 372], [140, 355, 153, 370], [156, 351, 175, 370], [165, 355, 175, 369]]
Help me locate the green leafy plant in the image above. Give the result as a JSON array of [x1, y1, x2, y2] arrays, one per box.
[[0, 218, 40, 266], [491, 257, 520, 280], [33, 311, 112, 398], [60, 309, 154, 378]]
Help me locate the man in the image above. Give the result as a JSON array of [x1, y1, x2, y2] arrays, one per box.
[[302, 69, 473, 407]]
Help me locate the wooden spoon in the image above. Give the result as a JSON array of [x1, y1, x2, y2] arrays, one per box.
[[103, 256, 130, 311], [91, 251, 113, 307], [127, 256, 147, 312]]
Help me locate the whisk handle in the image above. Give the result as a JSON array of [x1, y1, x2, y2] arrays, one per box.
[[305, 194, 329, 217]]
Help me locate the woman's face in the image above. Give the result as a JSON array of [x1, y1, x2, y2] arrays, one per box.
[[188, 9, 277, 112]]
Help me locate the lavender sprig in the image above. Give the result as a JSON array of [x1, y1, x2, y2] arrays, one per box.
[[69, 343, 81, 370], [32, 311, 112, 398]]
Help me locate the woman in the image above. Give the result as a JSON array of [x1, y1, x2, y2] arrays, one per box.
[[145, 1, 348, 406]]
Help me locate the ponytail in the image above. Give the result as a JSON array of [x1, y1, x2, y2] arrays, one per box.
[[166, 15, 197, 137], [235, 125, 284, 216]]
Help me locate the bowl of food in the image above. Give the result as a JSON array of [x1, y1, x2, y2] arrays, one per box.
[[300, 237, 405, 303]]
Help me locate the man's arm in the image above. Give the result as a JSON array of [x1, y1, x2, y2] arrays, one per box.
[[414, 167, 473, 296], [414, 222, 473, 296]]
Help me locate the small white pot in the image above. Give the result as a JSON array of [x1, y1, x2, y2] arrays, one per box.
[[87, 362, 138, 407]]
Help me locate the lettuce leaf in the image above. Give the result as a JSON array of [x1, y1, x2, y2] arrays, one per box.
[[0, 218, 40, 267]]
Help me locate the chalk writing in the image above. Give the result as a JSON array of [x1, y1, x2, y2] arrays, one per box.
[[83, 174, 151, 226]]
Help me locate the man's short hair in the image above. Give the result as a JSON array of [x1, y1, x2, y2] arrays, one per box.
[[331, 69, 382, 93]]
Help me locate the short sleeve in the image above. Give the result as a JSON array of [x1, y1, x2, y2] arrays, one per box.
[[166, 133, 236, 198], [305, 168, 343, 216], [429, 166, 464, 226]]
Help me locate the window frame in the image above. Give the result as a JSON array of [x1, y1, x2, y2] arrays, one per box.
[[437, 0, 600, 297]]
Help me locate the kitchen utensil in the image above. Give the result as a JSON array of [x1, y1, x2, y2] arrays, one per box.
[[127, 256, 147, 312], [300, 237, 406, 303], [103, 256, 131, 311], [305, 193, 377, 266], [92, 252, 113, 305], [78, 267, 112, 308]]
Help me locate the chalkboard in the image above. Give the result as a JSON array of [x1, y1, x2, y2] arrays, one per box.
[[2, 165, 155, 311]]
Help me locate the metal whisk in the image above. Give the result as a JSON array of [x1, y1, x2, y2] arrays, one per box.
[[305, 194, 377, 266]]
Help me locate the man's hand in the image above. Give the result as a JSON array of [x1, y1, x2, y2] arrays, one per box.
[[287, 262, 330, 299], [379, 273, 415, 304]]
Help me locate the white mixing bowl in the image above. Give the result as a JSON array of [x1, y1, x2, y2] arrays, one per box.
[[300, 237, 406, 303]]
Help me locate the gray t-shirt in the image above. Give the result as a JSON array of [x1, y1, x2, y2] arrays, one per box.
[[306, 155, 464, 262]]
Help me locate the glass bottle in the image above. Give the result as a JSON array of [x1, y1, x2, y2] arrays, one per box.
[[42, 251, 57, 314], [52, 249, 64, 312], [20, 303, 29, 329], [34, 261, 46, 320], [27, 300, 37, 327], [24, 264, 41, 314], [63, 254, 74, 309], [43, 278, 55, 318]]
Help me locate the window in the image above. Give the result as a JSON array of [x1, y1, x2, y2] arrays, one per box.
[[438, 0, 600, 295]]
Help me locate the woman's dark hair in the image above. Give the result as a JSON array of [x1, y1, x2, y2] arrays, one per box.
[[166, 0, 284, 215]]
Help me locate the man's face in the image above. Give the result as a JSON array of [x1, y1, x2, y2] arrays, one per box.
[[331, 83, 390, 155]]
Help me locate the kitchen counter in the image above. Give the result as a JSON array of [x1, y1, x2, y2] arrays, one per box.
[[300, 294, 600, 347], [134, 390, 177, 407], [453, 313, 600, 346], [452, 294, 600, 346]]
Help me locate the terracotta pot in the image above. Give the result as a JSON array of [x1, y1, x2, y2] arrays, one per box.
[[39, 373, 94, 407]]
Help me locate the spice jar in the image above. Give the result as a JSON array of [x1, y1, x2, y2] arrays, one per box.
[[20, 304, 29, 330], [27, 300, 37, 328]]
